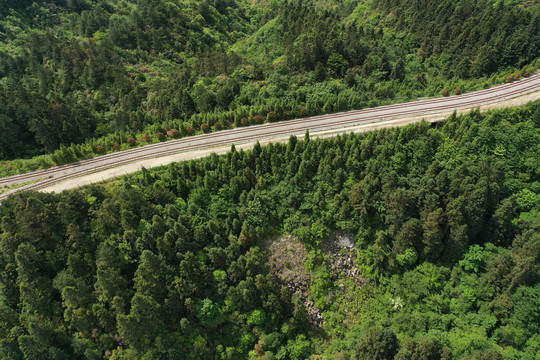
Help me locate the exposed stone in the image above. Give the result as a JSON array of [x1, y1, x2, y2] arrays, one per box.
[[265, 232, 369, 330], [265, 235, 324, 330]]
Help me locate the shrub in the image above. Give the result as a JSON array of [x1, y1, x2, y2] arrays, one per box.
[[396, 248, 418, 268], [298, 106, 309, 117], [266, 111, 277, 123], [506, 76, 514, 83], [127, 137, 136, 146], [442, 89, 449, 97], [213, 122, 221, 130], [247, 309, 266, 326], [241, 117, 249, 126], [284, 110, 292, 119], [253, 115, 263, 124], [156, 132, 165, 141], [96, 145, 105, 153], [201, 123, 210, 133], [113, 143, 120, 150], [454, 88, 461, 95], [523, 70, 531, 77], [514, 73, 521, 80], [167, 129, 180, 138], [186, 126, 195, 135], [142, 134, 151, 142], [7, 165, 13, 171]]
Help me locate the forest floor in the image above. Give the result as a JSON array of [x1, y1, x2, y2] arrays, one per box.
[[39, 89, 540, 194]]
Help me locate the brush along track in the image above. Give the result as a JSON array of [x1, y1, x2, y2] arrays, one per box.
[[1, 74, 538, 186], [1, 74, 539, 200]]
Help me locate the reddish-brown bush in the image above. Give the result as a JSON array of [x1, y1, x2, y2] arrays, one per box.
[[113, 143, 120, 150], [454, 88, 461, 95], [7, 165, 13, 171], [253, 115, 263, 124], [442, 89, 449, 97], [514, 73, 521, 80], [506, 76, 514, 83], [213, 122, 221, 130], [96, 145, 105, 153], [127, 137, 136, 146], [254, 344, 263, 356], [156, 132, 165, 141], [186, 126, 195, 135], [167, 129, 180, 138], [142, 134, 151, 142], [523, 70, 531, 77], [241, 117, 249, 126], [201, 123, 210, 133]]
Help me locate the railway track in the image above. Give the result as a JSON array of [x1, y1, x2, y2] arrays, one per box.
[[1, 73, 537, 186], [1, 73, 539, 200], [1, 74, 537, 186]]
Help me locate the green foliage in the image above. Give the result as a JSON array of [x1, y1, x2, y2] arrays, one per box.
[[213, 269, 227, 282], [0, 0, 537, 165], [247, 309, 267, 326], [197, 298, 221, 327], [396, 247, 418, 268], [327, 52, 348, 77], [355, 326, 399, 360], [460, 245, 486, 273], [0, 103, 539, 358]]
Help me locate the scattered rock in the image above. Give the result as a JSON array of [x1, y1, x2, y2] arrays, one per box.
[[322, 232, 366, 288], [265, 235, 324, 330], [265, 232, 368, 330]]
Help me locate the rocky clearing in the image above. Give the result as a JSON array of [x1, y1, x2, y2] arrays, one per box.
[[265, 233, 367, 330]]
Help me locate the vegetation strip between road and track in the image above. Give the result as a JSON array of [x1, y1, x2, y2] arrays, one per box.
[[0, 74, 539, 200], [1, 73, 538, 186]]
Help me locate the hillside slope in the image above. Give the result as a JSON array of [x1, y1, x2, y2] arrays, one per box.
[[0, 101, 538, 359], [0, 0, 538, 163]]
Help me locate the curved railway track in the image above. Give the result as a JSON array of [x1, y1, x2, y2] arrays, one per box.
[[1, 73, 539, 200]]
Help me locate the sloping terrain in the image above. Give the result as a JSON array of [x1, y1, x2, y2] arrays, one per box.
[[0, 103, 538, 358], [0, 0, 538, 168], [0, 73, 538, 198]]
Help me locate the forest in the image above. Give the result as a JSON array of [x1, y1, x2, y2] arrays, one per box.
[[0, 102, 538, 359], [0, 0, 539, 169]]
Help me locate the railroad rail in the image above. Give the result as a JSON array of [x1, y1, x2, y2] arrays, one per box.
[[0, 73, 539, 200]]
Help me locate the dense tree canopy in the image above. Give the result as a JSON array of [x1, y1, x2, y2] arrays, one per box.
[[0, 0, 538, 165], [0, 102, 539, 358]]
